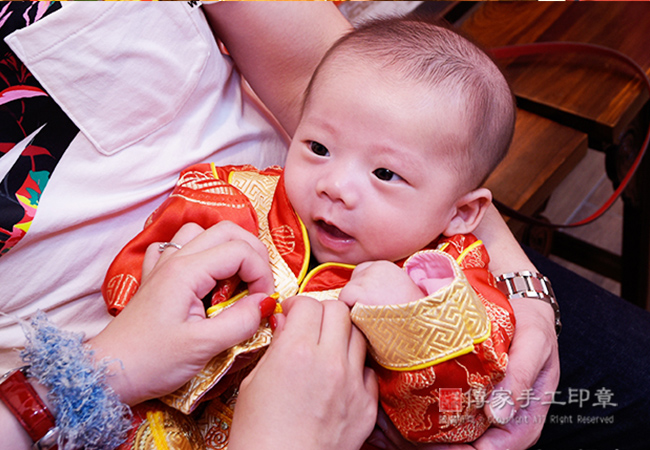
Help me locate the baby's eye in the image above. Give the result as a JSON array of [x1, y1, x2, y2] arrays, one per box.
[[373, 168, 402, 182], [310, 141, 329, 157]]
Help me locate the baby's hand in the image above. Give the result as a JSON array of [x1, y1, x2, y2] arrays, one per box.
[[339, 261, 424, 307]]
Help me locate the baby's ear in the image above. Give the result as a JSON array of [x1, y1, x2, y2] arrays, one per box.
[[442, 188, 492, 236]]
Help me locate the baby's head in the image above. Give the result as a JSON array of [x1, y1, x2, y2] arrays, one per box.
[[284, 17, 515, 265]]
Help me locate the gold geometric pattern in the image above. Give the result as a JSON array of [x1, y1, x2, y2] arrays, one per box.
[[351, 253, 490, 370], [300, 287, 343, 302], [160, 327, 272, 414], [229, 171, 300, 300]]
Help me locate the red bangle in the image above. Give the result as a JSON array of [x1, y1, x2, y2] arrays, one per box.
[[0, 367, 56, 443]]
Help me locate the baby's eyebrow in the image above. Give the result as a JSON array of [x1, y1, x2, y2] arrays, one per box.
[[372, 144, 421, 172], [302, 116, 338, 138]]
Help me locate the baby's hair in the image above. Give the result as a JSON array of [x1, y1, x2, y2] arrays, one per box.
[[304, 17, 516, 190]]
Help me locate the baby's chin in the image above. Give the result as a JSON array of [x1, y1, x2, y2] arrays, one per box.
[[311, 250, 350, 266], [308, 230, 418, 266], [310, 245, 361, 266], [310, 246, 400, 267]]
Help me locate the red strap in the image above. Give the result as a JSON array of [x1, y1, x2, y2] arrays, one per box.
[[489, 42, 650, 228], [0, 368, 56, 443]]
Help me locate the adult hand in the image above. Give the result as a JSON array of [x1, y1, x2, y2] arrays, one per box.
[[229, 296, 379, 450], [88, 221, 276, 406], [463, 298, 559, 450]]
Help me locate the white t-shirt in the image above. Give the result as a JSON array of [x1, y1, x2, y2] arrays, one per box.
[[0, 2, 289, 372]]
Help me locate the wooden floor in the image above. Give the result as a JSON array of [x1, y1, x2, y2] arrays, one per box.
[[542, 149, 623, 296]]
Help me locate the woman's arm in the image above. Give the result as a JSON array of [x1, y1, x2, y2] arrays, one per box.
[[474, 203, 539, 274], [203, 1, 352, 136]]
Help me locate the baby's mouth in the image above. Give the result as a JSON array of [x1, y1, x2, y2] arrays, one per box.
[[316, 220, 353, 241]]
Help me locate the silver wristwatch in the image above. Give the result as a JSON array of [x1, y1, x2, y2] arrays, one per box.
[[495, 271, 562, 336]]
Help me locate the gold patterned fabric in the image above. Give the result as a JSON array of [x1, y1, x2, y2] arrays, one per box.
[[121, 401, 205, 450], [351, 251, 490, 371], [106, 165, 515, 447], [160, 327, 272, 414]]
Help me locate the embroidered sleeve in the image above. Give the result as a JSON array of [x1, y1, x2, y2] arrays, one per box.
[[350, 237, 516, 444], [350, 251, 490, 371], [101, 163, 272, 415], [102, 163, 258, 316]]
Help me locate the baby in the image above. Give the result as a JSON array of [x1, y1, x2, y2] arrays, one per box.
[[104, 18, 516, 446]]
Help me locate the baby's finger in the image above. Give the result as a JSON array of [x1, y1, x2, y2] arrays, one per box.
[[338, 283, 362, 308]]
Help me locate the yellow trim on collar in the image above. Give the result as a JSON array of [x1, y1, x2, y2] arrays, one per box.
[[295, 214, 312, 286], [474, 321, 491, 345], [456, 239, 483, 265], [298, 261, 357, 294]]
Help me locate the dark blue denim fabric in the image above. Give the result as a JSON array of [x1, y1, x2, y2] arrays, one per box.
[[526, 247, 650, 450]]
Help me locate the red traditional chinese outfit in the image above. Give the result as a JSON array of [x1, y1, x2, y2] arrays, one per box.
[[103, 164, 515, 447]]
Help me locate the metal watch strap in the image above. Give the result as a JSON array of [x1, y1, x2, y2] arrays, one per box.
[[495, 271, 562, 336], [0, 366, 58, 448]]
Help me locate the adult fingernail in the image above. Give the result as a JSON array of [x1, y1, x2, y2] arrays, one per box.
[[268, 315, 278, 332], [259, 296, 277, 319]]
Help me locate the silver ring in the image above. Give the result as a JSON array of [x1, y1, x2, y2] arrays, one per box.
[[158, 242, 182, 253]]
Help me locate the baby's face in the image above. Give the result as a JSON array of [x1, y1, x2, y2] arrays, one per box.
[[284, 62, 467, 265]]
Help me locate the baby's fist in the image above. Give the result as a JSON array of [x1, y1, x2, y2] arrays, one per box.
[[339, 261, 424, 307]]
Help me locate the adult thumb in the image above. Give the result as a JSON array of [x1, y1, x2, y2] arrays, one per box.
[[195, 293, 272, 356]]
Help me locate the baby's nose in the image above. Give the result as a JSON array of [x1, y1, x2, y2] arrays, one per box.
[[316, 167, 359, 208]]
